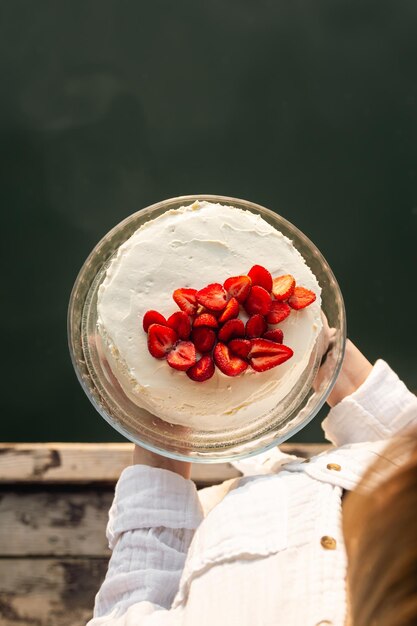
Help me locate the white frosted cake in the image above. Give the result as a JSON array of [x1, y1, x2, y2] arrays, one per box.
[[97, 201, 322, 430]]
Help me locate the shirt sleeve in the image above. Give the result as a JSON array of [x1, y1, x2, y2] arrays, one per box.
[[88, 464, 204, 624], [322, 359, 417, 446]]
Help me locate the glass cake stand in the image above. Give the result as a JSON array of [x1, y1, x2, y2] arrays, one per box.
[[68, 194, 346, 462]]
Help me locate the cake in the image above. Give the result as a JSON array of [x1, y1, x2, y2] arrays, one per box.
[[96, 201, 322, 430]]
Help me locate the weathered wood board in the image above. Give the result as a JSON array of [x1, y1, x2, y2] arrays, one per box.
[[0, 558, 107, 626], [0, 488, 113, 557], [0, 443, 329, 485]]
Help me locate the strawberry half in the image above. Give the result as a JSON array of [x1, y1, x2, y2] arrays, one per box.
[[186, 355, 215, 382], [193, 313, 218, 329], [249, 338, 289, 357], [223, 275, 252, 303], [248, 265, 273, 292], [228, 338, 251, 359], [250, 351, 293, 372], [248, 339, 293, 372], [147, 324, 178, 358], [288, 287, 316, 310], [267, 301, 291, 324], [218, 297, 239, 323], [214, 342, 248, 377], [245, 313, 267, 339], [244, 285, 272, 316], [272, 274, 296, 301], [173, 288, 198, 315], [263, 328, 284, 344], [218, 318, 245, 342], [196, 283, 228, 311], [167, 311, 191, 340], [143, 310, 167, 332], [167, 341, 196, 371], [191, 327, 216, 353]]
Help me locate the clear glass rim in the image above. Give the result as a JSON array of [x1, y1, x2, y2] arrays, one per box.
[[68, 194, 346, 462]]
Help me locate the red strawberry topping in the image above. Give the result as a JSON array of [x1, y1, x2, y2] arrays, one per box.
[[147, 324, 178, 358], [223, 275, 252, 303], [228, 338, 251, 359], [144, 264, 311, 380], [167, 311, 191, 340], [193, 313, 218, 329], [263, 328, 284, 344], [218, 297, 239, 323], [272, 274, 296, 301], [186, 355, 215, 382], [214, 342, 248, 377], [288, 287, 316, 310], [218, 318, 245, 342], [173, 288, 198, 315], [191, 327, 216, 353], [244, 285, 272, 316], [267, 301, 291, 324], [248, 339, 293, 372], [248, 265, 273, 292], [167, 341, 196, 371], [196, 283, 228, 311], [143, 310, 167, 332], [245, 313, 267, 339]]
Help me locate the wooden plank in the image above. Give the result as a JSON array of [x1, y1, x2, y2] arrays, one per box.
[[0, 488, 112, 557], [0, 443, 131, 484], [0, 558, 107, 626], [0, 443, 330, 485]]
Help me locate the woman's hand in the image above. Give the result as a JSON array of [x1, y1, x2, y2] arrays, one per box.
[[313, 313, 373, 407], [132, 445, 192, 479], [325, 339, 373, 407]]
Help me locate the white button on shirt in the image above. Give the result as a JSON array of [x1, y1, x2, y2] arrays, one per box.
[[88, 361, 417, 626]]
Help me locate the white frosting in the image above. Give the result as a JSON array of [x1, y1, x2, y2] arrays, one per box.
[[97, 201, 322, 430]]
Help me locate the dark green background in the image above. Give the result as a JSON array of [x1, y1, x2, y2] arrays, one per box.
[[1, 1, 416, 443]]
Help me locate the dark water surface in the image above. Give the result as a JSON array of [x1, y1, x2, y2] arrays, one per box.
[[1, 0, 416, 442]]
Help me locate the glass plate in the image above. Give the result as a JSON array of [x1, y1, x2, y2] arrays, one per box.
[[68, 194, 346, 462]]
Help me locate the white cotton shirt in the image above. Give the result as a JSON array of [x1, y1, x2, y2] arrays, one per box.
[[87, 360, 417, 626]]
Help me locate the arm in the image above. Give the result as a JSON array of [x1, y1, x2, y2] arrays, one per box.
[[88, 450, 203, 624], [322, 340, 417, 446]]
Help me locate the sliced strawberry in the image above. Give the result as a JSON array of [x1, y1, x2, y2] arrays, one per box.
[[193, 313, 218, 329], [250, 350, 293, 372], [167, 311, 191, 339], [272, 274, 296, 301], [288, 286, 316, 310], [147, 324, 178, 358], [218, 318, 245, 342], [214, 342, 248, 377], [249, 338, 290, 357], [228, 338, 251, 359], [244, 285, 272, 316], [248, 339, 293, 372], [245, 313, 267, 338], [143, 310, 167, 332], [267, 301, 291, 324], [167, 341, 196, 371], [173, 288, 198, 315], [248, 265, 273, 292], [191, 327, 216, 353], [263, 328, 284, 344], [186, 355, 215, 382], [223, 275, 252, 303], [218, 297, 239, 323], [196, 283, 228, 311]]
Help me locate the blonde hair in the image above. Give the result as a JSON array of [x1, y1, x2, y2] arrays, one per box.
[[343, 433, 417, 626]]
